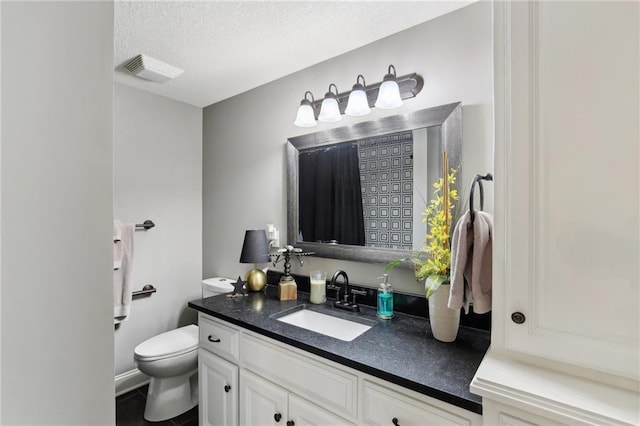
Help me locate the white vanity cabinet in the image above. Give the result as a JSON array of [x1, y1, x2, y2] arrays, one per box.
[[197, 313, 482, 426], [239, 369, 288, 426], [198, 316, 241, 426], [198, 349, 238, 426], [472, 1, 639, 425], [360, 380, 477, 426], [240, 369, 354, 426]]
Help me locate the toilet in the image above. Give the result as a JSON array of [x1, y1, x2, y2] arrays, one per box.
[[134, 277, 235, 422]]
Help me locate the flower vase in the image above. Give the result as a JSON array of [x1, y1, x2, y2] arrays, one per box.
[[427, 283, 460, 342]]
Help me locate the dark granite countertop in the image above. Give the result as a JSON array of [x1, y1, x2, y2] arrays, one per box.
[[188, 285, 489, 414]]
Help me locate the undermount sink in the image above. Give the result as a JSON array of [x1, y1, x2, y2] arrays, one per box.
[[272, 305, 373, 342]]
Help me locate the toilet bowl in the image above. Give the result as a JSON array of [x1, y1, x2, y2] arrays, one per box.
[[135, 325, 199, 422], [134, 278, 235, 422]]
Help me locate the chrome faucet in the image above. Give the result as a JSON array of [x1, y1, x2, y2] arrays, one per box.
[[328, 270, 362, 312]]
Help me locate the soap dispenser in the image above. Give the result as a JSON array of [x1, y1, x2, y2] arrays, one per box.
[[377, 274, 394, 319]]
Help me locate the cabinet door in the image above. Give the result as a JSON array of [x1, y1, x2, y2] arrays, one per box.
[[494, 0, 639, 380], [482, 400, 566, 426], [199, 348, 238, 426], [239, 369, 288, 426], [360, 381, 473, 426], [288, 394, 355, 426]]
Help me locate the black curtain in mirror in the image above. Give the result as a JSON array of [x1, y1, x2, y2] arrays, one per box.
[[299, 143, 365, 246]]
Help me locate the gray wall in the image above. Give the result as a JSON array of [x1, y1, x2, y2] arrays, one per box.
[[203, 2, 493, 294], [114, 83, 203, 377], [1, 1, 115, 424]]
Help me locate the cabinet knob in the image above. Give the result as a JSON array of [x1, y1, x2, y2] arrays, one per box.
[[274, 413, 282, 422], [392, 418, 400, 426], [208, 335, 221, 343], [511, 312, 526, 324], [224, 384, 231, 393], [286, 421, 295, 426]]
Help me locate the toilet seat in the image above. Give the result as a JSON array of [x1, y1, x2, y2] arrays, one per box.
[[134, 324, 198, 362]]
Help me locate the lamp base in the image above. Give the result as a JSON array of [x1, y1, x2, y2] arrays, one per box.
[[245, 268, 267, 292]]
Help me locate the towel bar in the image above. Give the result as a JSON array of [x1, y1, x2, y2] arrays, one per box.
[[135, 220, 155, 230], [469, 173, 493, 223], [132, 284, 156, 298]]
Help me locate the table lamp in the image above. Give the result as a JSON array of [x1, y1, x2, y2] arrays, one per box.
[[239, 229, 270, 292]]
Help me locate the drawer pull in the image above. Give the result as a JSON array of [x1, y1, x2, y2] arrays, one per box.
[[208, 335, 221, 343], [511, 312, 526, 324], [224, 384, 231, 393], [286, 421, 295, 426], [274, 413, 282, 422], [392, 418, 400, 426]]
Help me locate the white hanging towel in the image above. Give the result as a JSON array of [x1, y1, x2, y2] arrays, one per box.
[[448, 210, 493, 314], [114, 220, 135, 323]]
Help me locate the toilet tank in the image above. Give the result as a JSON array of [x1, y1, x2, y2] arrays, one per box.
[[202, 277, 235, 298]]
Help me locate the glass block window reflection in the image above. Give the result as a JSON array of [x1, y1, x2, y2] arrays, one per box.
[[358, 131, 413, 249]]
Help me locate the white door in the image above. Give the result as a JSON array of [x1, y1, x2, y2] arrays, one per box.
[[288, 393, 355, 426], [493, 0, 639, 380], [239, 369, 288, 426], [199, 348, 238, 426]]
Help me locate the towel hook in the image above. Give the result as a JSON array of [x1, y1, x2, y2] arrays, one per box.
[[469, 173, 493, 223]]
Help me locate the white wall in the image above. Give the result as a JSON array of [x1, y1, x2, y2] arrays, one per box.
[[202, 2, 493, 294], [1, 2, 115, 424], [114, 83, 202, 376]]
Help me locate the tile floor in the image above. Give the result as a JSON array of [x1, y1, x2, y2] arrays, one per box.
[[116, 385, 198, 426]]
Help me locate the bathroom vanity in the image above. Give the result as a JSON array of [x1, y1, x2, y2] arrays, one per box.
[[189, 287, 490, 426]]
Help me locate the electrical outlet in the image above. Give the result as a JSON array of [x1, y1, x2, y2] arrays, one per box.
[[266, 224, 280, 248]]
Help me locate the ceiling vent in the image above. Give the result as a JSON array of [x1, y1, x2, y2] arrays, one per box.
[[123, 54, 184, 83]]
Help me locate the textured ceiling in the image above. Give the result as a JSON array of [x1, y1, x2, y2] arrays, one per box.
[[114, 1, 474, 108]]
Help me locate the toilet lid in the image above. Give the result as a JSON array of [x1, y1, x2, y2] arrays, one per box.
[[202, 277, 235, 294], [134, 324, 198, 361]]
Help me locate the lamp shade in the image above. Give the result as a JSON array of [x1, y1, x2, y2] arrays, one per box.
[[318, 97, 341, 122], [239, 230, 270, 264], [345, 88, 370, 116], [318, 84, 342, 123], [294, 91, 317, 128], [294, 102, 317, 127], [345, 75, 371, 117], [375, 65, 403, 109], [374, 80, 403, 109]]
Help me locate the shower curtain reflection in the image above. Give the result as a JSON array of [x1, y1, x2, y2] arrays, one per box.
[[299, 142, 365, 246]]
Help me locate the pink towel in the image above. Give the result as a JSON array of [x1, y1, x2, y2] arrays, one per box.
[[114, 220, 135, 323], [448, 210, 493, 314]]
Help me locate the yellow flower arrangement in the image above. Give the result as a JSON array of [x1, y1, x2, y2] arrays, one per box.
[[386, 167, 459, 298]]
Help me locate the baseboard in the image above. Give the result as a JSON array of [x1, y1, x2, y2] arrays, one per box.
[[115, 368, 150, 397]]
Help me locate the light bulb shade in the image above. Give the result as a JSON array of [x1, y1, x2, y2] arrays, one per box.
[[345, 87, 371, 116], [294, 102, 317, 127], [374, 80, 403, 109], [239, 230, 270, 264], [318, 96, 342, 122]]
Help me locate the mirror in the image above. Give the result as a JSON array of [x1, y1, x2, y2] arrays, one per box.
[[287, 102, 462, 265]]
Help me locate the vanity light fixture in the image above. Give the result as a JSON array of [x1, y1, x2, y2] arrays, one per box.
[[318, 84, 342, 123], [344, 75, 371, 117], [293, 65, 423, 127], [374, 65, 403, 109], [294, 91, 317, 128]]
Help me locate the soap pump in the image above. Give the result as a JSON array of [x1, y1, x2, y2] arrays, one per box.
[[376, 274, 394, 319]]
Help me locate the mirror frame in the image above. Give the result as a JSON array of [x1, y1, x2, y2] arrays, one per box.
[[286, 102, 462, 265]]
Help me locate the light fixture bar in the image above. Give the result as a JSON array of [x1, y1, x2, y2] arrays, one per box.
[[309, 73, 423, 115]]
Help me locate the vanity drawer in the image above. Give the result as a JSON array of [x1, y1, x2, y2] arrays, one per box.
[[360, 380, 476, 426], [199, 314, 239, 363], [240, 333, 357, 420]]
